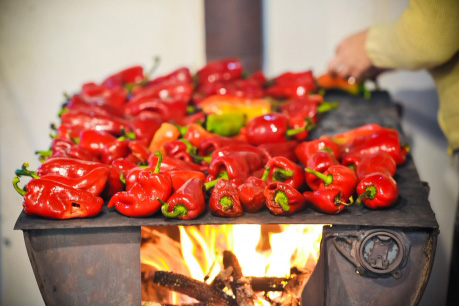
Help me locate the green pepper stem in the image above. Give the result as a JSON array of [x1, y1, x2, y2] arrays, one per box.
[[179, 139, 197, 154], [274, 191, 290, 212], [220, 196, 233, 211], [35, 150, 52, 157], [161, 202, 188, 218], [204, 172, 229, 191], [272, 168, 293, 182], [285, 126, 306, 137], [50, 123, 58, 130], [15, 162, 39, 178], [154, 151, 163, 174], [190, 153, 211, 164], [261, 167, 270, 181], [173, 124, 188, 137], [58, 108, 68, 117], [119, 173, 126, 184], [304, 168, 333, 185], [12, 177, 26, 196], [356, 185, 376, 205], [317, 102, 339, 113]]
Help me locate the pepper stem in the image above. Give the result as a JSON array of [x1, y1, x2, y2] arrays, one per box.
[[274, 191, 290, 212], [119, 173, 126, 184], [261, 167, 270, 181], [285, 126, 306, 137], [272, 168, 293, 182], [173, 124, 188, 137], [190, 153, 211, 164], [220, 196, 233, 211], [204, 172, 229, 190], [356, 185, 376, 205], [15, 162, 38, 178], [12, 177, 26, 196], [304, 168, 333, 185], [153, 151, 163, 173], [161, 202, 188, 219], [317, 101, 339, 113], [58, 108, 68, 117]]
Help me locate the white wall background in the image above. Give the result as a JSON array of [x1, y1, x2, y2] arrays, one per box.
[[0, 0, 456, 305]]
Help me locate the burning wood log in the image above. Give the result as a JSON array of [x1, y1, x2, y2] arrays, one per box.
[[249, 277, 288, 292], [222, 250, 255, 306], [153, 271, 236, 305]]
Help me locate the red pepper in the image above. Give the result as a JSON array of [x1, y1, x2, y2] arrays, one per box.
[[65, 94, 125, 118], [295, 136, 341, 166], [303, 188, 348, 215], [281, 100, 338, 126], [247, 71, 266, 86], [257, 141, 299, 162], [129, 112, 163, 146], [356, 173, 398, 209], [197, 58, 243, 85], [101, 66, 144, 88], [305, 165, 357, 200], [61, 112, 131, 136], [265, 156, 304, 189], [163, 140, 194, 163], [264, 182, 306, 216], [147, 154, 204, 172], [80, 83, 127, 108], [124, 97, 189, 123], [207, 151, 264, 186], [13, 177, 103, 219], [196, 79, 264, 99], [209, 179, 243, 217], [330, 124, 383, 145], [210, 144, 267, 164], [53, 123, 84, 140], [237, 168, 269, 213], [305, 150, 340, 190], [181, 123, 215, 148], [160, 177, 206, 220], [107, 152, 172, 217], [167, 170, 206, 192], [37, 138, 98, 162], [342, 151, 396, 180], [111, 157, 138, 176], [198, 137, 246, 157], [148, 67, 192, 87], [174, 111, 206, 127], [128, 140, 151, 164], [78, 130, 129, 164], [341, 128, 408, 165], [246, 113, 306, 145], [265, 71, 316, 99]]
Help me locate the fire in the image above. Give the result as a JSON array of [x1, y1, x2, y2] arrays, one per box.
[[141, 224, 323, 304]]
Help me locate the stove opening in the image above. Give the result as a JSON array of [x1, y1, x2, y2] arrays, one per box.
[[140, 224, 323, 305]]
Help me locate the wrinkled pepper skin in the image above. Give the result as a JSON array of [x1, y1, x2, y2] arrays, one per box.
[[148, 122, 181, 154], [197, 58, 243, 84], [47, 138, 99, 162], [163, 141, 194, 163], [108, 169, 172, 217], [246, 113, 304, 145], [341, 128, 408, 165], [210, 144, 266, 164], [330, 123, 383, 145], [266, 71, 316, 99], [101, 65, 144, 88], [237, 174, 268, 213], [356, 173, 399, 209], [129, 112, 163, 146], [342, 151, 396, 180], [148, 67, 192, 87], [303, 188, 346, 214], [209, 180, 243, 217], [264, 182, 306, 216], [61, 112, 131, 136], [167, 170, 206, 192], [161, 178, 206, 220], [15, 177, 103, 219], [65, 94, 125, 118], [198, 137, 246, 157], [265, 156, 304, 189], [148, 155, 204, 172], [305, 165, 357, 200], [128, 140, 151, 164], [295, 136, 341, 166], [258, 141, 299, 163], [305, 151, 340, 190], [78, 130, 129, 164], [182, 123, 215, 148]]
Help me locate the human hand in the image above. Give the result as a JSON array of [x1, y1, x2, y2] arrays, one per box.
[[328, 30, 373, 82]]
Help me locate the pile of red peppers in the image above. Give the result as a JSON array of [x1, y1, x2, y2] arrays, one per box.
[[12, 58, 407, 220]]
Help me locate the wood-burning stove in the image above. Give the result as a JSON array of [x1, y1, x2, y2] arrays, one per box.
[[14, 91, 438, 305]]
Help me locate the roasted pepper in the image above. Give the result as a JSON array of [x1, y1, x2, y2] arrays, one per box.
[[167, 170, 206, 192], [37, 138, 98, 162], [265, 156, 304, 189], [305, 165, 357, 200], [108, 152, 172, 217], [78, 130, 129, 164], [13, 176, 103, 219], [356, 173, 399, 209], [305, 150, 339, 190], [237, 168, 269, 213], [342, 151, 396, 180], [264, 182, 306, 216], [303, 188, 348, 214], [209, 179, 243, 217], [246, 113, 306, 145], [160, 177, 206, 220], [295, 136, 341, 166]]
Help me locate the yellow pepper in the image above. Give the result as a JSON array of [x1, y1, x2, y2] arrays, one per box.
[[198, 95, 271, 120]]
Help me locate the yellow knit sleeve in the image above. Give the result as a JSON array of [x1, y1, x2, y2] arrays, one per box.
[[366, 0, 459, 70]]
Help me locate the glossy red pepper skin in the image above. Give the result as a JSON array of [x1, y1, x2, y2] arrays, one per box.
[[303, 188, 346, 214], [148, 155, 204, 172], [264, 182, 306, 216], [148, 67, 193, 87], [265, 156, 304, 189], [167, 170, 206, 192], [108, 169, 172, 217], [305, 151, 340, 190], [65, 94, 125, 118], [305, 165, 357, 200], [129, 112, 163, 146], [161, 178, 206, 220], [163, 141, 194, 163], [257, 141, 299, 162], [237, 176, 267, 213], [80, 83, 127, 108], [295, 136, 341, 166], [330, 123, 383, 145], [198, 137, 246, 157], [101, 66, 144, 88], [265, 71, 316, 99], [49, 138, 99, 162], [246, 114, 292, 145], [356, 173, 398, 209], [341, 128, 408, 165], [280, 97, 324, 124], [19, 178, 103, 219], [78, 130, 129, 164], [196, 79, 264, 99], [174, 112, 206, 127], [197, 58, 243, 84], [342, 151, 396, 180], [128, 141, 151, 164], [61, 112, 131, 136], [183, 124, 215, 148], [39, 167, 109, 196], [111, 158, 138, 176], [209, 180, 243, 217], [207, 151, 264, 186], [210, 144, 266, 163]]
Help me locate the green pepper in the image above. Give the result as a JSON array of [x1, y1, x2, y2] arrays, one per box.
[[205, 113, 246, 137]]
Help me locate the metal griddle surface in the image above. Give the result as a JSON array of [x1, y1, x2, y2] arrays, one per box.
[[14, 91, 439, 230]]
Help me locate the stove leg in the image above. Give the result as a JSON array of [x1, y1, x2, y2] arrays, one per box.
[[23, 226, 141, 306]]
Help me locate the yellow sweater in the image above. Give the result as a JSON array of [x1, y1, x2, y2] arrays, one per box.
[[366, 0, 459, 153]]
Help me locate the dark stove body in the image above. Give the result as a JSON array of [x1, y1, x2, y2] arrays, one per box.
[[15, 91, 439, 306]]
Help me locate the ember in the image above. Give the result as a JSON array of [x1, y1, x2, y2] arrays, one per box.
[[140, 225, 323, 305]]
